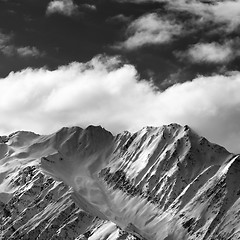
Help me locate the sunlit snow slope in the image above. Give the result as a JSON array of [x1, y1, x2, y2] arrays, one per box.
[[1, 124, 240, 240]]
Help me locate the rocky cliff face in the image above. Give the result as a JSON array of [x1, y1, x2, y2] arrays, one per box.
[[100, 124, 240, 240], [0, 124, 239, 240]]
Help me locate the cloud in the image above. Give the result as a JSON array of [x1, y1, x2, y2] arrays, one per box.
[[0, 31, 12, 45], [181, 0, 240, 31], [210, 0, 240, 30], [116, 0, 240, 31], [81, 4, 97, 11], [46, 0, 78, 16], [0, 31, 14, 56], [115, 13, 182, 49], [107, 14, 131, 24], [16, 46, 44, 57], [1, 55, 240, 153], [0, 31, 43, 58], [176, 40, 240, 64], [185, 42, 234, 63]]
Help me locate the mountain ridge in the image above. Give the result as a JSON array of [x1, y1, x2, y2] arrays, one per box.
[[0, 124, 240, 239]]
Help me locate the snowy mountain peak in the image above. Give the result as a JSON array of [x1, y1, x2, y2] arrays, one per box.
[[2, 131, 40, 147], [0, 124, 239, 240]]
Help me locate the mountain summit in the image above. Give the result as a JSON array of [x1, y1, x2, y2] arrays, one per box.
[[0, 124, 239, 240]]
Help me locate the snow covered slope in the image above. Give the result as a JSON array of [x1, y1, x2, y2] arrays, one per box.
[[0, 127, 138, 240], [0, 124, 240, 239]]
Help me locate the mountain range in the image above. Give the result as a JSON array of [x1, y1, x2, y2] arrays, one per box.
[[0, 124, 240, 240]]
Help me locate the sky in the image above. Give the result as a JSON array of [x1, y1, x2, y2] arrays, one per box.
[[0, 0, 240, 153]]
